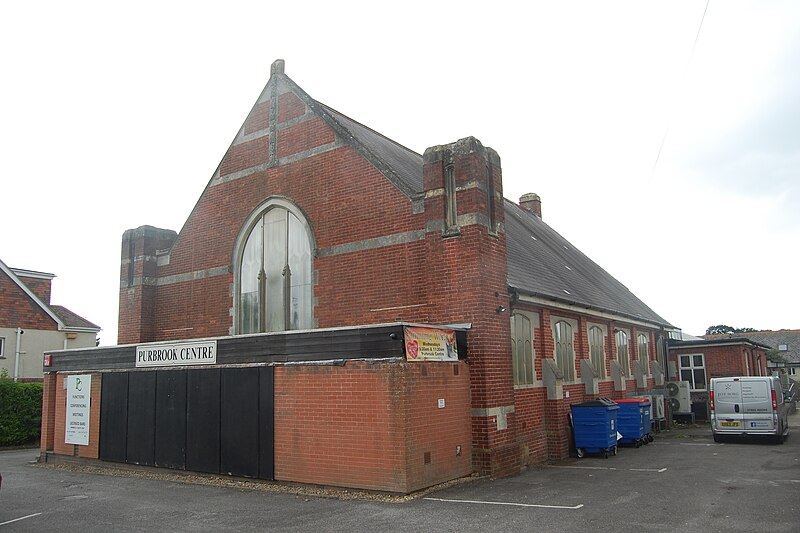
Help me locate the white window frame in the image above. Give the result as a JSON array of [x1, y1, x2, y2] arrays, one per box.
[[679, 353, 707, 391], [615, 328, 631, 377], [788, 367, 797, 376], [587, 324, 606, 378], [552, 316, 577, 382], [0, 336, 5, 358], [510, 311, 538, 386]]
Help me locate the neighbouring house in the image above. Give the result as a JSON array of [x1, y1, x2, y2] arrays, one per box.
[[705, 330, 800, 378], [667, 336, 771, 420], [0, 258, 100, 380], [40, 60, 675, 493]]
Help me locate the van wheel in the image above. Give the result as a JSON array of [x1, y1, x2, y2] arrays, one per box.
[[713, 433, 723, 443]]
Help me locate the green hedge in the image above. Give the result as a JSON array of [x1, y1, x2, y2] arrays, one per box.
[[0, 373, 43, 446]]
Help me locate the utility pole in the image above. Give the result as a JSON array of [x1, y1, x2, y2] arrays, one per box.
[[14, 327, 24, 382]]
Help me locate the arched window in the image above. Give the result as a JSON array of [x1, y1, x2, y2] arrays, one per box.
[[638, 333, 649, 375], [554, 320, 575, 382], [236, 199, 313, 334], [511, 312, 535, 385], [656, 334, 666, 374], [616, 330, 630, 377], [589, 326, 605, 378]]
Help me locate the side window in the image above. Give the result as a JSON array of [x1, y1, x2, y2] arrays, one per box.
[[588, 326, 605, 378], [679, 354, 707, 390], [655, 334, 666, 373], [510, 312, 535, 385], [0, 336, 4, 358], [638, 333, 649, 374], [554, 320, 575, 382], [237, 200, 314, 334], [615, 330, 630, 377]]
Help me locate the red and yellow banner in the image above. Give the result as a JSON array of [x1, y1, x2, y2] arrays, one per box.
[[404, 326, 459, 362]]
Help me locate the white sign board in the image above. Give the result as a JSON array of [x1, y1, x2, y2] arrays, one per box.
[[136, 340, 217, 368], [65, 374, 91, 446]]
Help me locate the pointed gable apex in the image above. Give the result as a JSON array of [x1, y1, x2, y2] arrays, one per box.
[[0, 258, 64, 329], [210, 60, 423, 199]]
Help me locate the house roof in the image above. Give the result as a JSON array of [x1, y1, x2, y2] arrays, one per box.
[[668, 337, 773, 352], [0, 258, 100, 333], [704, 331, 800, 364], [276, 62, 672, 330], [50, 305, 100, 330]]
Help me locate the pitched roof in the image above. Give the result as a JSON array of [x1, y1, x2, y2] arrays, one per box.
[[0, 258, 100, 333], [317, 103, 424, 197], [278, 62, 671, 329], [505, 200, 673, 327], [704, 330, 800, 364], [50, 305, 100, 330]]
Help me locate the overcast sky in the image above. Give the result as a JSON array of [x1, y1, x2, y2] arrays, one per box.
[[2, 1, 798, 345]]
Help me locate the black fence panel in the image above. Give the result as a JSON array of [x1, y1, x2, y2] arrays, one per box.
[[220, 367, 259, 478], [126, 371, 156, 466], [259, 366, 275, 480], [186, 368, 221, 474], [99, 372, 128, 463], [155, 371, 187, 469]]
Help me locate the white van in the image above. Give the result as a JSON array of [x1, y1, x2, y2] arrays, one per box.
[[709, 376, 789, 443]]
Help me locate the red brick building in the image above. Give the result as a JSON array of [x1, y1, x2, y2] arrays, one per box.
[[667, 336, 771, 420], [41, 60, 674, 492], [1, 258, 99, 380]]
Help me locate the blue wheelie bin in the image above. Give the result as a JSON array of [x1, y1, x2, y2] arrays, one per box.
[[571, 398, 619, 458], [616, 398, 653, 447]]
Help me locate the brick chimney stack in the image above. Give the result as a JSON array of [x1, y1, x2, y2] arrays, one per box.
[[519, 193, 542, 219]]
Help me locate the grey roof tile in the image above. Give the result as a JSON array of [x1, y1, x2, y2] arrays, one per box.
[[50, 305, 100, 330], [505, 200, 673, 327]]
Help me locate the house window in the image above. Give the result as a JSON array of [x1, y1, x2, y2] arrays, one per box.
[[510, 312, 535, 385], [638, 333, 649, 375], [588, 326, 605, 378], [788, 367, 797, 376], [444, 164, 457, 230], [554, 320, 575, 382], [237, 200, 313, 334], [679, 354, 707, 390], [0, 336, 4, 358], [615, 330, 630, 377]]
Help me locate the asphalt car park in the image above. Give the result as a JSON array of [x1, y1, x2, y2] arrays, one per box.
[[1, 414, 798, 532]]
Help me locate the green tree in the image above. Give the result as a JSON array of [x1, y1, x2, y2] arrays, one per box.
[[705, 324, 735, 335]]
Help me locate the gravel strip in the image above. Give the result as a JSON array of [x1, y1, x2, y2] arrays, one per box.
[[31, 460, 481, 503]]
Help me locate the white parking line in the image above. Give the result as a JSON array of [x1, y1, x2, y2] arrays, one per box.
[[424, 497, 584, 510], [0, 513, 43, 527], [544, 465, 667, 473]]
